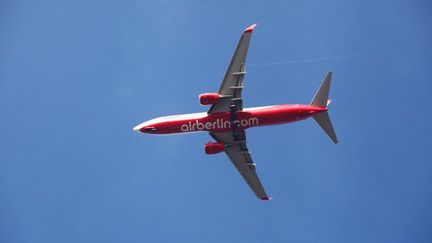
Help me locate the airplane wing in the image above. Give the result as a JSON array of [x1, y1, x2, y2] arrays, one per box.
[[208, 24, 257, 114], [210, 130, 271, 200]]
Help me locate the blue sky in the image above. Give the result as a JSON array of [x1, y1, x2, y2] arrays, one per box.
[[1, 0, 432, 242]]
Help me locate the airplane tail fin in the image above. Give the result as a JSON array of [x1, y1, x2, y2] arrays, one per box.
[[312, 111, 338, 143], [310, 71, 339, 143], [311, 71, 332, 107]]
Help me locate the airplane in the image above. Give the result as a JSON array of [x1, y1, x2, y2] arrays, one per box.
[[133, 23, 338, 200]]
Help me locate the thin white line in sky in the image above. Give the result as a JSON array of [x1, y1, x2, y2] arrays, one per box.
[[249, 49, 406, 66]]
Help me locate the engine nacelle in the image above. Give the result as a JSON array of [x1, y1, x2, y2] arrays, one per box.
[[199, 93, 220, 105], [205, 142, 225, 154]]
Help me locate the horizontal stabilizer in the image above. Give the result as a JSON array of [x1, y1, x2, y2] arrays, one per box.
[[313, 111, 338, 143], [311, 72, 332, 107]]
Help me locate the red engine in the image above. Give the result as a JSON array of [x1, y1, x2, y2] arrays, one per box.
[[204, 142, 225, 154], [199, 93, 220, 105]]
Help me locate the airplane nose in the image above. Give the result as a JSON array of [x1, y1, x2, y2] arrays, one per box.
[[133, 125, 157, 133], [133, 125, 142, 133]]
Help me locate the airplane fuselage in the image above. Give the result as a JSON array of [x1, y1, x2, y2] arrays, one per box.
[[134, 104, 327, 134]]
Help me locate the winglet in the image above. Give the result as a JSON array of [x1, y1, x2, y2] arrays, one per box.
[[260, 197, 273, 201], [244, 23, 257, 33]]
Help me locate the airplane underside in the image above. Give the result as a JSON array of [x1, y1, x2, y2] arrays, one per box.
[[134, 24, 338, 200]]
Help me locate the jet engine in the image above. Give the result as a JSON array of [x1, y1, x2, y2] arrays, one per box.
[[204, 142, 225, 154], [199, 93, 220, 105]]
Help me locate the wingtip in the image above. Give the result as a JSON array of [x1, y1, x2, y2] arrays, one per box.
[[244, 23, 257, 33], [260, 197, 273, 201]]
